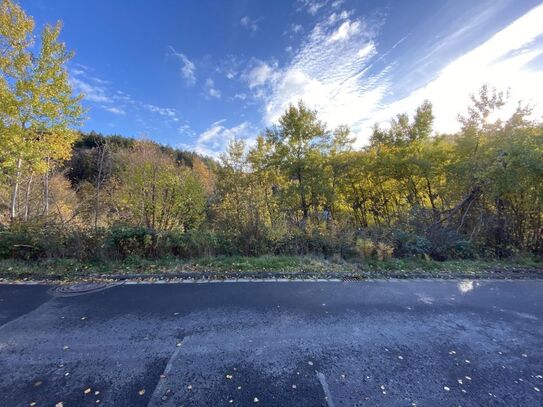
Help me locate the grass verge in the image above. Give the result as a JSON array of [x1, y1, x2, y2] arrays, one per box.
[[0, 255, 541, 282]]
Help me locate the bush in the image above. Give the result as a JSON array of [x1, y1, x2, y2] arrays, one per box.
[[354, 238, 374, 258], [426, 227, 475, 260], [392, 230, 430, 258], [106, 226, 157, 259], [166, 229, 223, 258], [0, 223, 69, 260]]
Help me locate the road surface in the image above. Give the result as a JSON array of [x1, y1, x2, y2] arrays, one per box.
[[0, 280, 542, 406]]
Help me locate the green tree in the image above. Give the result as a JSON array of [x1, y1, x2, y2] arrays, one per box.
[[266, 101, 327, 223], [116, 141, 205, 231], [0, 0, 83, 221]]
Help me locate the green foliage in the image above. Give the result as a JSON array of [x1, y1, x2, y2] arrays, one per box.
[[107, 226, 156, 259], [1, 0, 542, 265]]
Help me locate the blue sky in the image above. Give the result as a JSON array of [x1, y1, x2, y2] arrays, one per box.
[[21, 0, 543, 156]]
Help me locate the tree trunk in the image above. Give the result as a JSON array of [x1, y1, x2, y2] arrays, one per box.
[[24, 173, 33, 221], [10, 157, 22, 222], [94, 144, 106, 230], [44, 157, 50, 216]]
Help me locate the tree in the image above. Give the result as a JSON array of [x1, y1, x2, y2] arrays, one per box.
[[266, 101, 327, 223], [0, 0, 83, 221], [116, 142, 206, 231]]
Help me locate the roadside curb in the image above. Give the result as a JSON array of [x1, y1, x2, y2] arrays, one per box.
[[1, 268, 542, 285]]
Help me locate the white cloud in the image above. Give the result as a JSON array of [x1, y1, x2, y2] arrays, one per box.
[[326, 20, 361, 43], [249, 4, 543, 147], [194, 120, 254, 157], [366, 3, 543, 138], [249, 12, 382, 135], [168, 46, 196, 86], [203, 78, 221, 99], [143, 104, 178, 119], [178, 122, 196, 138], [292, 24, 303, 34], [105, 106, 126, 115], [240, 16, 259, 32], [298, 0, 328, 16], [70, 76, 112, 103], [244, 60, 280, 89]]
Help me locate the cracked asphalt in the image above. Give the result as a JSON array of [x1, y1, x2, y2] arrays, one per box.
[[0, 280, 542, 406]]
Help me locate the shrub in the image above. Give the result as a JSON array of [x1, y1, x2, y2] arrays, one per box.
[[106, 227, 156, 259], [354, 238, 374, 258], [392, 230, 430, 258], [375, 242, 394, 260]]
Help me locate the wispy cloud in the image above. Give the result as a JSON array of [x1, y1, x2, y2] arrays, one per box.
[[298, 0, 328, 16], [240, 16, 259, 33], [365, 3, 543, 138], [326, 19, 361, 43], [143, 104, 178, 120], [69, 75, 112, 104], [203, 78, 222, 100], [168, 46, 196, 86], [244, 60, 280, 89], [247, 10, 385, 136], [69, 64, 184, 131], [194, 120, 254, 157], [247, 3, 543, 146], [105, 106, 126, 115], [292, 24, 303, 34]]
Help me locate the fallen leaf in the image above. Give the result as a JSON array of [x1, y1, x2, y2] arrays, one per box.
[[138, 389, 145, 396], [95, 391, 100, 395], [226, 374, 233, 380], [84, 388, 91, 394], [34, 381, 42, 387], [55, 403, 63, 407], [308, 361, 313, 366], [444, 386, 450, 391], [292, 384, 297, 389], [254, 397, 259, 403]]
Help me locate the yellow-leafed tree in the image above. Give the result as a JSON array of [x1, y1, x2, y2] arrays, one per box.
[[0, 0, 83, 221]]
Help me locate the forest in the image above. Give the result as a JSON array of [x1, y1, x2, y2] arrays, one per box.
[[1, 0, 542, 267]]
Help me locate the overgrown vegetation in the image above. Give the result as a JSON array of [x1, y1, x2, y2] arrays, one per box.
[[1, 1, 542, 275]]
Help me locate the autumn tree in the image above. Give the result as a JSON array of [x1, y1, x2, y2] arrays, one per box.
[[115, 142, 206, 231], [0, 0, 83, 221], [265, 101, 327, 224]]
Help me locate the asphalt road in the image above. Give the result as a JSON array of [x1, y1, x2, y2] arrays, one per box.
[[0, 280, 542, 407]]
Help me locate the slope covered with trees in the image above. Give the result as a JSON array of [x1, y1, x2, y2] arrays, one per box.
[[1, 0, 542, 265]]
